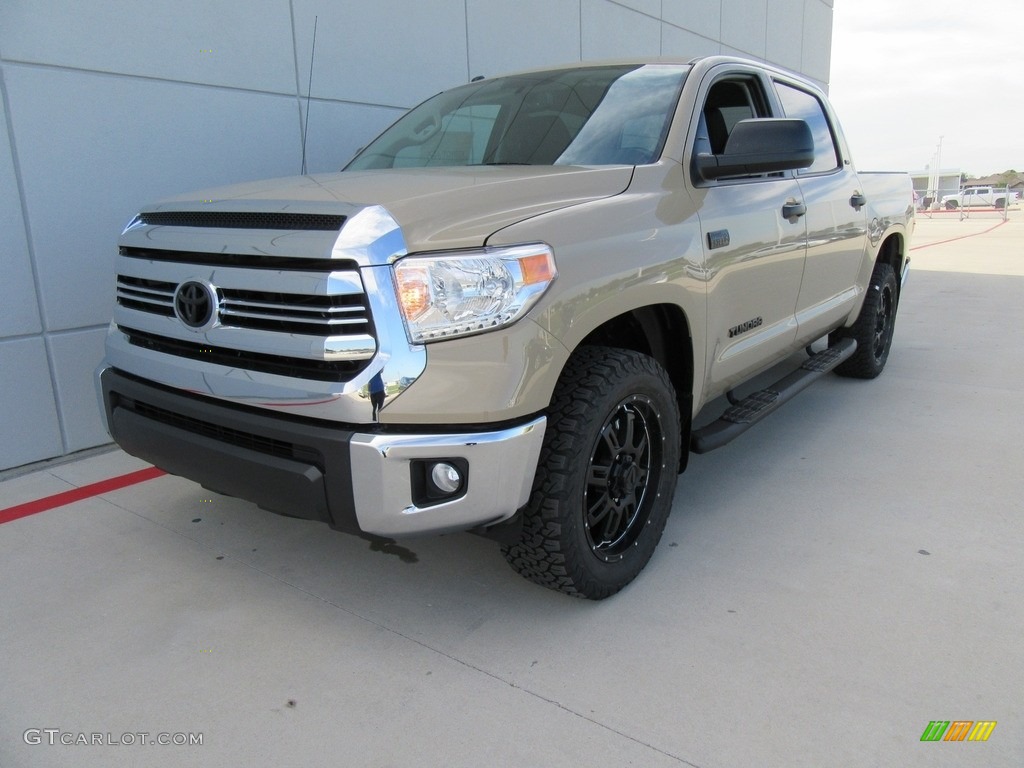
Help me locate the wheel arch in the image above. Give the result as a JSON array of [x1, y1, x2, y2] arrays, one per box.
[[575, 304, 694, 471], [876, 231, 907, 299]]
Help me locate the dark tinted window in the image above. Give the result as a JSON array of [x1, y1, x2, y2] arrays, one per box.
[[699, 80, 761, 155], [774, 81, 840, 174]]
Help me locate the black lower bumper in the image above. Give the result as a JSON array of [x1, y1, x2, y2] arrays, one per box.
[[100, 368, 361, 533]]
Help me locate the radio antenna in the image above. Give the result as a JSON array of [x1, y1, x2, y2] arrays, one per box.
[[300, 16, 318, 175]]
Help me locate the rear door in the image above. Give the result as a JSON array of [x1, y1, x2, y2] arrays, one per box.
[[772, 77, 869, 343], [688, 65, 807, 397]]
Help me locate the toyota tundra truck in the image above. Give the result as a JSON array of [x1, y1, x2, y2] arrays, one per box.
[[97, 57, 914, 599]]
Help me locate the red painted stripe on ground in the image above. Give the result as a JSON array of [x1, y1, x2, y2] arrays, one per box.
[[910, 219, 1008, 251], [0, 466, 166, 525]]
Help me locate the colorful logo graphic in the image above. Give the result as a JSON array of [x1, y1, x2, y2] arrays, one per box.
[[920, 721, 996, 742]]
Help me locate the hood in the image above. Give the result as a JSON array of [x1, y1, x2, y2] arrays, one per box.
[[148, 165, 635, 253]]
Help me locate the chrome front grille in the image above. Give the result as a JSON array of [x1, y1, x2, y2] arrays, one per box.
[[219, 289, 370, 336], [116, 277, 373, 338], [116, 276, 176, 317], [114, 244, 378, 381]]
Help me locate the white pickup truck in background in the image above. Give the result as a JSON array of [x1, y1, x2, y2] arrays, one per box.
[[941, 186, 1019, 209]]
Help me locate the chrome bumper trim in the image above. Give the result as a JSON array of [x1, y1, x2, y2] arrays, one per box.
[[349, 416, 546, 537]]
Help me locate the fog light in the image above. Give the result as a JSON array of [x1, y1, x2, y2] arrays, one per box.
[[411, 458, 468, 507], [430, 462, 462, 494]]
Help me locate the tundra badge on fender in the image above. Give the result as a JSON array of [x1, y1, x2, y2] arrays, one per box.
[[729, 317, 763, 338]]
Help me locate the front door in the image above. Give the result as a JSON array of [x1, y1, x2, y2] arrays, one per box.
[[690, 71, 807, 398]]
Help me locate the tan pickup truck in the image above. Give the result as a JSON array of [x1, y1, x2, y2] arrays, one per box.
[[97, 56, 913, 598]]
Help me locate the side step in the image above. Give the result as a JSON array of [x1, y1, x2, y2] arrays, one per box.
[[690, 337, 857, 454]]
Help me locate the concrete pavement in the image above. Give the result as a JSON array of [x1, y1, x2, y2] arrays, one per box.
[[1, 212, 1021, 767]]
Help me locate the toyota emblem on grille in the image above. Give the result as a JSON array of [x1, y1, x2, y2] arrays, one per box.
[[174, 280, 217, 329]]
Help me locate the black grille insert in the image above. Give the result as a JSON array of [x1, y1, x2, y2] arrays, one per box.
[[120, 327, 366, 382], [138, 211, 346, 231], [119, 246, 356, 272], [122, 396, 323, 469]]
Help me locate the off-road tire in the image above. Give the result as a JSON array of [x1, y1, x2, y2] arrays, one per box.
[[832, 261, 898, 379], [502, 346, 681, 599]]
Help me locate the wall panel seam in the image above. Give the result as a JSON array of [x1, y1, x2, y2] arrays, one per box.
[[0, 59, 411, 112], [463, 0, 472, 81], [0, 60, 66, 452], [0, 326, 109, 345]]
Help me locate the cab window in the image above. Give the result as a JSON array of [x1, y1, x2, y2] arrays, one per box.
[[696, 78, 767, 156], [774, 81, 840, 174], [692, 76, 772, 182]]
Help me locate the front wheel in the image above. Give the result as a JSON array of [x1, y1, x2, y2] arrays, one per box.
[[503, 347, 681, 599], [831, 261, 898, 379]]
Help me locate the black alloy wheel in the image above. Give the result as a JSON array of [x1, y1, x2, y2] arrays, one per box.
[[503, 346, 681, 599], [871, 276, 895, 364], [585, 395, 660, 562], [833, 261, 899, 379]]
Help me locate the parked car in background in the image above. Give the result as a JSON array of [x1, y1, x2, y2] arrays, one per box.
[[941, 186, 1019, 209]]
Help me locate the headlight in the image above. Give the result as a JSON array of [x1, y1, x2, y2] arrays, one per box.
[[393, 244, 556, 343]]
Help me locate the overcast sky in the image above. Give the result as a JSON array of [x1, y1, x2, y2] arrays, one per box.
[[828, 0, 1024, 176]]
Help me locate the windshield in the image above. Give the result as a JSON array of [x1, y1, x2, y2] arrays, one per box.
[[345, 64, 689, 170]]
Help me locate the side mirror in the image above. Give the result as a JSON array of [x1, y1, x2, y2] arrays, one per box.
[[695, 118, 814, 181]]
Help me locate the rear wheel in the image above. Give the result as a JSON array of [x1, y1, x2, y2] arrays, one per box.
[[503, 347, 681, 599], [832, 261, 898, 379]]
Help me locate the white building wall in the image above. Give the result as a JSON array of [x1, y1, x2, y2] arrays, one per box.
[[0, 0, 834, 470]]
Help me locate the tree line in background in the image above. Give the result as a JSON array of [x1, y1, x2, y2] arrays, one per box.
[[962, 169, 1023, 188]]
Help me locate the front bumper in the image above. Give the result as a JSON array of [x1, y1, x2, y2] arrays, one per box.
[[98, 367, 545, 538]]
